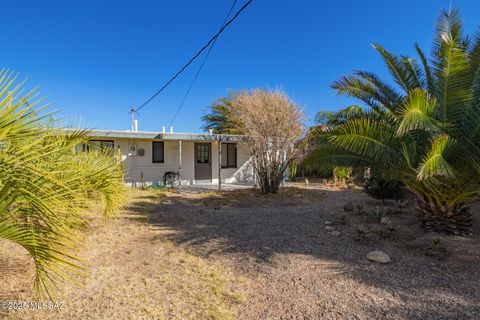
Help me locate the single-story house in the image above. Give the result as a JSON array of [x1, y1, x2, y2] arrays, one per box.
[[86, 129, 255, 187]]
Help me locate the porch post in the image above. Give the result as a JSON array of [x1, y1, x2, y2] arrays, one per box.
[[218, 138, 222, 191], [178, 140, 182, 186]]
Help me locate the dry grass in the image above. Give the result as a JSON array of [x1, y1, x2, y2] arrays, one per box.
[[0, 189, 247, 320], [2, 186, 479, 319], [190, 185, 328, 209]]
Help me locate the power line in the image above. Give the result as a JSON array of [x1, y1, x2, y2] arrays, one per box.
[[134, 0, 253, 113], [168, 0, 238, 127]]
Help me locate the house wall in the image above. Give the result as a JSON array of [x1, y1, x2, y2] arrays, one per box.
[[105, 138, 253, 186]]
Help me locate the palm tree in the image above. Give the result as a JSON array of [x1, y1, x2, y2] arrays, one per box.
[[201, 91, 240, 134], [310, 8, 480, 235], [0, 71, 126, 297]]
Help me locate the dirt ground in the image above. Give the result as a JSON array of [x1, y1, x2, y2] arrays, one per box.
[[1, 185, 479, 319]]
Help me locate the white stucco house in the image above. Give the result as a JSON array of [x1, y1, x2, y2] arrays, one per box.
[[86, 129, 255, 187]]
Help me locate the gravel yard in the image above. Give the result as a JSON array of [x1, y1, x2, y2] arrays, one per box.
[[1, 185, 479, 319], [152, 185, 480, 320]]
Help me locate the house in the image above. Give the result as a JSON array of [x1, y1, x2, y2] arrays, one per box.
[[86, 129, 255, 187]]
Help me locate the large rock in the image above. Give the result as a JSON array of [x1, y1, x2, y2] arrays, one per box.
[[324, 220, 333, 226], [343, 201, 354, 212], [366, 251, 391, 263], [380, 217, 393, 229], [331, 230, 341, 237], [324, 226, 335, 231]]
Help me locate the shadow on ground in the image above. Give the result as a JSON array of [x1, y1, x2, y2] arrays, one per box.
[[125, 186, 480, 320]]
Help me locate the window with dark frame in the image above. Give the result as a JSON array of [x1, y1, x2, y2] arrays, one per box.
[[221, 143, 237, 168], [91, 140, 114, 151], [152, 141, 164, 163], [77, 140, 114, 152]]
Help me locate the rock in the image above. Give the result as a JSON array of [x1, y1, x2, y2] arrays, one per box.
[[324, 220, 333, 226], [325, 226, 335, 231], [331, 231, 341, 237], [344, 201, 354, 212], [380, 216, 392, 224], [366, 251, 391, 263], [380, 217, 394, 229]]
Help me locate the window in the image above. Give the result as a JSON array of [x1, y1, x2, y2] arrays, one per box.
[[196, 143, 210, 164], [77, 140, 114, 152], [221, 143, 237, 168], [90, 140, 114, 151], [152, 141, 164, 163]]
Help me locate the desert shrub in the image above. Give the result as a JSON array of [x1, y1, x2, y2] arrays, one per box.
[[231, 89, 304, 193], [363, 174, 403, 200], [333, 166, 352, 185]]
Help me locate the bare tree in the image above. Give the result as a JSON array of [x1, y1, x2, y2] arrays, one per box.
[[231, 89, 304, 193]]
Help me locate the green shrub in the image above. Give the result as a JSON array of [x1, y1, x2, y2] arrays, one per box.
[[333, 166, 352, 184], [363, 174, 403, 200]]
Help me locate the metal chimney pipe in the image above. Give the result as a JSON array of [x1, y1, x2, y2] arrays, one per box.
[[170, 126, 174, 133], [162, 126, 166, 133], [133, 120, 138, 132]]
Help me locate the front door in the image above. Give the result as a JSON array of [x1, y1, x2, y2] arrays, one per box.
[[194, 142, 212, 181]]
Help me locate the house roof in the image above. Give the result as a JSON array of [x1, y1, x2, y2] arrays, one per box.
[[87, 129, 244, 142]]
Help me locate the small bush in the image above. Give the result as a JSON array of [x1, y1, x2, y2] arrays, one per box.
[[363, 174, 402, 200], [353, 224, 370, 242], [334, 166, 352, 185], [370, 206, 387, 222]]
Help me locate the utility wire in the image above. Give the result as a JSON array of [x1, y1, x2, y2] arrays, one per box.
[[168, 0, 238, 127], [134, 0, 253, 113]]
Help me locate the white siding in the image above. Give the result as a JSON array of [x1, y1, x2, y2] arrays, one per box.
[[104, 138, 254, 186]]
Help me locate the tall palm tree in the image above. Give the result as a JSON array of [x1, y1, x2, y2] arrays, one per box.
[[310, 8, 480, 235], [0, 71, 126, 297]]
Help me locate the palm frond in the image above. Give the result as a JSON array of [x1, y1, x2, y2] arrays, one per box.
[[469, 28, 480, 77], [328, 118, 401, 164], [332, 73, 393, 113], [397, 88, 442, 136], [303, 143, 369, 169], [372, 43, 415, 92], [431, 8, 473, 123], [354, 71, 404, 112], [0, 71, 126, 297], [415, 43, 435, 92], [417, 135, 457, 181], [403, 56, 425, 89]]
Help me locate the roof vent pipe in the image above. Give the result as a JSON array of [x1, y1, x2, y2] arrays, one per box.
[[162, 126, 166, 133], [170, 126, 174, 133], [133, 120, 138, 132], [209, 129, 213, 135]]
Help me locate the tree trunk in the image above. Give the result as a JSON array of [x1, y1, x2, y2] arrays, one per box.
[[416, 200, 473, 235]]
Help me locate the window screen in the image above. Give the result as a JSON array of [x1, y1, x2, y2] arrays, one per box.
[[152, 141, 164, 163], [221, 143, 237, 168]]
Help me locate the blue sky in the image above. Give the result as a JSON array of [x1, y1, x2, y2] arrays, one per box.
[[1, 0, 479, 132]]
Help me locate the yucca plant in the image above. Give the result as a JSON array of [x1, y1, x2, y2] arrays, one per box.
[[309, 8, 480, 235], [0, 70, 126, 297]]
